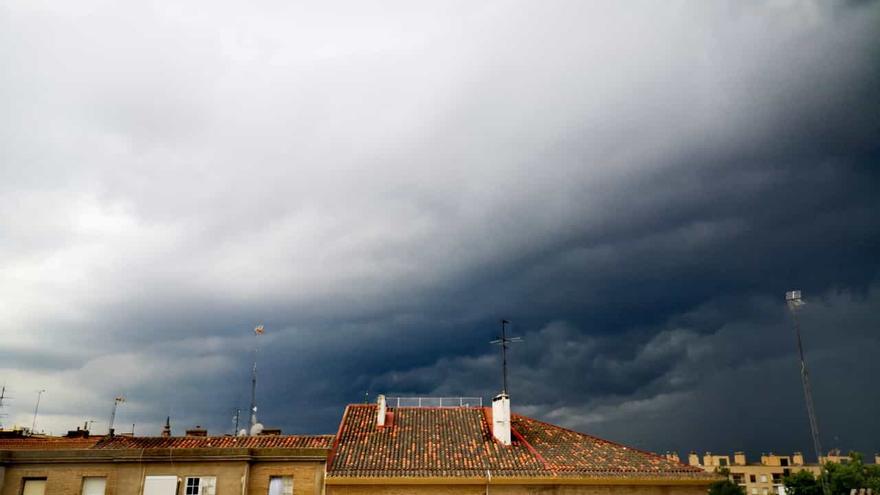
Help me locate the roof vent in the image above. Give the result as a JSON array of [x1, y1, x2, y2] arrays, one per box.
[[185, 426, 208, 437], [377, 394, 387, 427], [491, 392, 511, 446]]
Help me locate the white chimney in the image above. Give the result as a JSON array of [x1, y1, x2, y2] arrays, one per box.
[[376, 394, 387, 427], [491, 393, 511, 446]]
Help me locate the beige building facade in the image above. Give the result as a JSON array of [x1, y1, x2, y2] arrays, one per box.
[[0, 433, 332, 495], [674, 450, 880, 495]]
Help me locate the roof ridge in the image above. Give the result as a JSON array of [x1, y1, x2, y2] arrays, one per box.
[[512, 413, 706, 473]]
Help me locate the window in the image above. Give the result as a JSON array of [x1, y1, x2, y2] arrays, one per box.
[[781, 459, 789, 467], [763, 489, 768, 495], [760, 475, 768, 483], [82, 477, 107, 495], [719, 458, 729, 466], [143, 476, 178, 495], [185, 477, 216, 495], [751, 489, 758, 495], [732, 474, 745, 485], [750, 475, 757, 483], [22, 479, 47, 495], [268, 476, 293, 495]]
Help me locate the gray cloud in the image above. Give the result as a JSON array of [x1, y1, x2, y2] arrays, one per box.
[[1, 0, 878, 458]]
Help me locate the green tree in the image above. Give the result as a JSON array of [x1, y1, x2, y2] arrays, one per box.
[[785, 452, 880, 495], [784, 469, 822, 495], [710, 468, 745, 495]]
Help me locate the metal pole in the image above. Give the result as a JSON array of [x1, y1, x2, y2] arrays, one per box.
[[31, 389, 45, 433], [501, 320, 509, 394], [786, 291, 830, 495]]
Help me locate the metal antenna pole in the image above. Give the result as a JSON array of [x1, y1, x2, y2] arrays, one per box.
[[786, 291, 830, 495], [31, 389, 46, 433], [490, 319, 522, 396], [108, 396, 125, 434], [250, 324, 264, 434]]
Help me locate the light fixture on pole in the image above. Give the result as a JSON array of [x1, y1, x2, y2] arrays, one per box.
[[785, 290, 830, 495]]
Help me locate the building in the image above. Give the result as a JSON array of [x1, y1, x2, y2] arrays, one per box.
[[325, 395, 717, 495], [677, 450, 880, 495], [0, 397, 718, 495], [0, 427, 333, 495]]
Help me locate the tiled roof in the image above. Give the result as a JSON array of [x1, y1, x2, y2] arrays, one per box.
[[327, 405, 715, 481], [0, 436, 102, 450], [92, 434, 335, 450]]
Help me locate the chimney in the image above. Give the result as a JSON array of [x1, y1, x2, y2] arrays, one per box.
[[703, 452, 713, 467], [689, 451, 701, 466], [793, 452, 804, 466], [491, 393, 511, 446], [666, 451, 680, 463], [376, 394, 387, 427], [185, 426, 207, 437], [161, 417, 171, 438], [735, 451, 747, 466]]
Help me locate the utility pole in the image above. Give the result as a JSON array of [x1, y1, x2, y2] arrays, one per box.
[[785, 290, 830, 495], [31, 389, 46, 433]]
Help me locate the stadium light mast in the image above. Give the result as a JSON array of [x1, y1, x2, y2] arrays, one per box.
[[785, 290, 830, 495]]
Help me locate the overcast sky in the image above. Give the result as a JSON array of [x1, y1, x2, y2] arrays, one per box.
[[1, 0, 878, 460]]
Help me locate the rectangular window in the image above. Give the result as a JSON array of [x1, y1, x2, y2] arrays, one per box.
[[763, 489, 769, 495], [268, 476, 293, 495], [760, 475, 768, 483], [82, 477, 107, 495], [751, 489, 758, 495], [22, 479, 47, 495], [719, 458, 729, 466], [144, 476, 178, 495], [751, 475, 757, 483], [781, 459, 789, 467], [185, 477, 216, 495]]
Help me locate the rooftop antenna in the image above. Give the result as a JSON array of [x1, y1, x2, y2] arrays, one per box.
[[232, 408, 240, 435], [31, 389, 46, 434], [108, 396, 125, 435], [0, 385, 8, 429], [785, 290, 830, 495], [249, 324, 265, 436], [490, 319, 522, 395]]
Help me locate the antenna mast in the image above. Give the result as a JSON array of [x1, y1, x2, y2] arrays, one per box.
[[0, 385, 8, 429], [31, 389, 46, 434], [490, 319, 522, 395], [785, 290, 830, 495], [108, 396, 125, 434], [250, 324, 265, 435]]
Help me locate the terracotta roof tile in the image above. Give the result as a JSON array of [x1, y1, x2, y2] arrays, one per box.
[[0, 436, 102, 450], [92, 434, 335, 450], [327, 405, 714, 481]]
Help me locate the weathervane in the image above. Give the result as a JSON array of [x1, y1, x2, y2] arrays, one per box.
[[490, 319, 522, 395]]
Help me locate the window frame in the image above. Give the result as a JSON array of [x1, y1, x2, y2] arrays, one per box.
[[267, 475, 293, 495], [183, 476, 216, 495], [21, 478, 48, 495], [81, 476, 107, 495]]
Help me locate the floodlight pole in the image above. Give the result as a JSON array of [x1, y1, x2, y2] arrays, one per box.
[[785, 291, 830, 495], [31, 389, 46, 433]]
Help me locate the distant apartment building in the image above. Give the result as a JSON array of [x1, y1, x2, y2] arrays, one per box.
[[668, 450, 880, 495]]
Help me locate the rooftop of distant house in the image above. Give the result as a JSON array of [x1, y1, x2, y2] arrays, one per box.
[[326, 404, 716, 481]]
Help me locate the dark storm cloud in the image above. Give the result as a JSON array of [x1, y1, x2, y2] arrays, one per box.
[[0, 0, 878, 457]]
